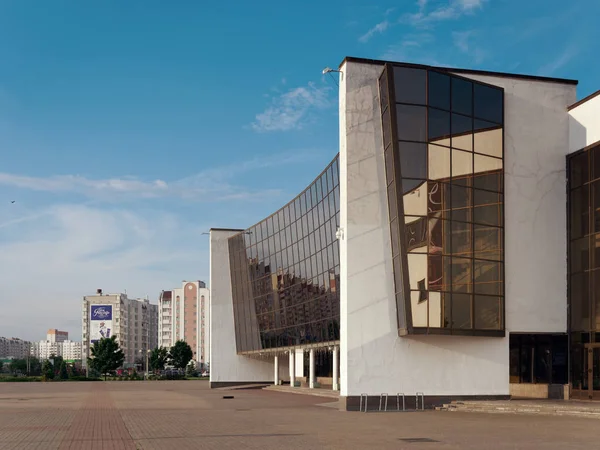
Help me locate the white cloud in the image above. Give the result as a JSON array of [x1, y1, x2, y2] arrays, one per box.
[[403, 0, 486, 26], [0, 203, 208, 341], [0, 152, 320, 203], [538, 44, 578, 76], [358, 20, 390, 43], [452, 30, 487, 64], [0, 149, 332, 341], [251, 83, 331, 132]]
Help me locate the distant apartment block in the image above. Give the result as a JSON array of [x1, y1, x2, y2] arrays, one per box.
[[159, 281, 209, 367], [0, 337, 32, 359], [47, 329, 68, 343], [30, 330, 82, 362], [82, 289, 158, 368]]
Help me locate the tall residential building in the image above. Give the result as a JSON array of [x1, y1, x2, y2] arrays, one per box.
[[159, 281, 209, 367], [82, 290, 158, 368], [0, 337, 31, 359]]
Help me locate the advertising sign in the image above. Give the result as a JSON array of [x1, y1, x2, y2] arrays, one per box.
[[90, 305, 113, 344]]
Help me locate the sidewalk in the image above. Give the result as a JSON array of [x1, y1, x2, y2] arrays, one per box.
[[264, 384, 341, 399], [441, 399, 600, 419]]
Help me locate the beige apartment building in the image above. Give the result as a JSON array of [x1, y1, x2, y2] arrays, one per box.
[[159, 281, 209, 368]]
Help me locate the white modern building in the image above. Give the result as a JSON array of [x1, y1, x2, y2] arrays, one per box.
[[209, 56, 600, 408], [82, 289, 158, 369], [0, 337, 31, 359], [159, 281, 210, 368]]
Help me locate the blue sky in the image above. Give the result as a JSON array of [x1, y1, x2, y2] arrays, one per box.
[[0, 0, 597, 341]]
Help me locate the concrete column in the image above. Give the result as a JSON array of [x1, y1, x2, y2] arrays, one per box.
[[274, 355, 279, 386], [309, 348, 316, 388], [289, 350, 295, 387], [332, 346, 339, 391], [295, 348, 304, 378]]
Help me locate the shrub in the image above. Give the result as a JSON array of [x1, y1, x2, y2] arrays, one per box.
[[0, 376, 42, 382], [68, 376, 101, 382]]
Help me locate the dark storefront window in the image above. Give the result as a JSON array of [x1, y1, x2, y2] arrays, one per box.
[[378, 63, 505, 336], [509, 334, 568, 385], [228, 156, 340, 354]]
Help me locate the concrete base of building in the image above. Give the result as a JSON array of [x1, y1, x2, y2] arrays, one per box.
[[209, 381, 273, 389], [339, 394, 511, 411]]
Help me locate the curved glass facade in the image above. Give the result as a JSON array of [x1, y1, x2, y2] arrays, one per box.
[[228, 156, 340, 353], [379, 63, 505, 336]]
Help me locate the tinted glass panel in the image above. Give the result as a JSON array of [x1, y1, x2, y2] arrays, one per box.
[[399, 141, 427, 180], [452, 113, 472, 137], [451, 77, 473, 116], [569, 151, 588, 189], [428, 108, 450, 142], [397, 104, 427, 142], [428, 71, 450, 110], [474, 295, 501, 329], [393, 67, 426, 105], [474, 83, 503, 124]]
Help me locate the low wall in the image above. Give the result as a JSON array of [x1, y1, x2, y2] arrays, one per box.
[[510, 383, 569, 399]]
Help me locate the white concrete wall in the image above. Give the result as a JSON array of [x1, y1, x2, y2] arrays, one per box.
[[460, 72, 576, 333], [209, 229, 275, 385], [339, 60, 575, 398], [569, 94, 600, 151]]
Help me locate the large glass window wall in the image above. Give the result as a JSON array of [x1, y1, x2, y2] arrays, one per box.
[[568, 145, 600, 397], [379, 63, 505, 336], [228, 156, 340, 353]]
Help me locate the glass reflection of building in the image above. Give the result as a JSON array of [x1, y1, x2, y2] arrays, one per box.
[[378, 64, 504, 336], [228, 157, 340, 367]]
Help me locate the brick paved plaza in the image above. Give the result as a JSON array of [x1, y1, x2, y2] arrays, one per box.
[[0, 381, 596, 449]]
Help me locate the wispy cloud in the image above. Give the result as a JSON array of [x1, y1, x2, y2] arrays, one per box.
[[251, 83, 331, 132], [538, 44, 579, 76], [0, 152, 320, 202], [359, 20, 389, 43], [403, 0, 486, 26], [452, 30, 487, 64], [380, 34, 442, 65]]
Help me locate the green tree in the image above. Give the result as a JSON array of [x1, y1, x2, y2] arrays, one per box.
[[59, 361, 69, 380], [9, 359, 27, 374], [149, 347, 169, 372], [186, 361, 197, 377], [42, 360, 54, 380], [29, 357, 42, 376], [87, 336, 125, 381], [169, 340, 193, 370], [0, 361, 3, 372]]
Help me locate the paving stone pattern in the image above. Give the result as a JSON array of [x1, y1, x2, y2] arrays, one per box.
[[0, 381, 597, 449]]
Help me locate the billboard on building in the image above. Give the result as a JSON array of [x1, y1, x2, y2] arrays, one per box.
[[90, 305, 113, 344]]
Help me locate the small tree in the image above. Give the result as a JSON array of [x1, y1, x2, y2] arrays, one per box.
[[186, 361, 197, 377], [0, 361, 3, 372], [9, 359, 27, 375], [169, 340, 193, 370], [88, 336, 125, 381], [29, 357, 42, 376], [59, 361, 69, 380], [149, 347, 169, 372], [42, 360, 54, 380]]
